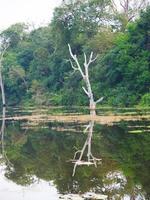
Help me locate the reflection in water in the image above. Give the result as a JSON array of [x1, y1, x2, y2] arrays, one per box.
[[72, 120, 101, 176], [0, 165, 59, 200], [0, 107, 13, 168], [0, 115, 149, 199]]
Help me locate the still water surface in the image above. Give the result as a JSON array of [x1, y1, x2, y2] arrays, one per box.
[[0, 109, 149, 200]]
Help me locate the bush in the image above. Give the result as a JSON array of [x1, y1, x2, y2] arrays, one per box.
[[140, 93, 150, 106]]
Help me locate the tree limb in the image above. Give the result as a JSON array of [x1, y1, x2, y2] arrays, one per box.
[[69, 59, 78, 71], [82, 86, 90, 97], [87, 52, 98, 66], [96, 97, 104, 104], [68, 44, 85, 78]]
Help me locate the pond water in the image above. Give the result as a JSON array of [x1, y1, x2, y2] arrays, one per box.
[[0, 108, 150, 200]]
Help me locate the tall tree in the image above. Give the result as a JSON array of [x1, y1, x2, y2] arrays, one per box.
[[0, 38, 9, 106]]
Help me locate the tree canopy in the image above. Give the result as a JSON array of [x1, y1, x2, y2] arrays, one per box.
[[0, 2, 149, 107]]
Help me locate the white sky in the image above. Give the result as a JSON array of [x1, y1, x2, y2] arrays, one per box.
[[0, 0, 62, 31]]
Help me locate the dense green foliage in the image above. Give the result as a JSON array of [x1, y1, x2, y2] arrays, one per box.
[[0, 1, 150, 107]]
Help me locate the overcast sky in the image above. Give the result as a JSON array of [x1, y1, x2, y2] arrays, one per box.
[[0, 0, 62, 31]]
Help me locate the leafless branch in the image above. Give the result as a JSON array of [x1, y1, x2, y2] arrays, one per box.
[[69, 59, 78, 71], [111, 0, 118, 13], [84, 53, 87, 66], [118, 0, 149, 21], [87, 52, 98, 67], [82, 86, 90, 97], [96, 97, 104, 104], [68, 44, 85, 78]]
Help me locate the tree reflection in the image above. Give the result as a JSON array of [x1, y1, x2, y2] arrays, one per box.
[[0, 118, 149, 199], [71, 120, 101, 176], [0, 107, 13, 168]]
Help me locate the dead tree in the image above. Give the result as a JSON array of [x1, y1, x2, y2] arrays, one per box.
[[0, 42, 9, 107], [71, 120, 101, 176], [111, 0, 149, 22], [0, 41, 12, 167], [68, 44, 103, 115]]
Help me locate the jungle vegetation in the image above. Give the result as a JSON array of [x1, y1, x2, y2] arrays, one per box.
[[0, 0, 150, 107]]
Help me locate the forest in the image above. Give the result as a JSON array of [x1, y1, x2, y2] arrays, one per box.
[[0, 0, 150, 107], [0, 1, 150, 199]]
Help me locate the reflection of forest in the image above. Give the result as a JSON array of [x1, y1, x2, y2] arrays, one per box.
[[0, 119, 150, 199]]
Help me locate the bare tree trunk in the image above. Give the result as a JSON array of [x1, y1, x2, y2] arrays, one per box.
[[90, 100, 96, 116], [0, 106, 6, 136], [68, 44, 103, 115], [0, 41, 9, 107], [0, 70, 6, 107], [0, 49, 7, 107], [0, 72, 6, 107]]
